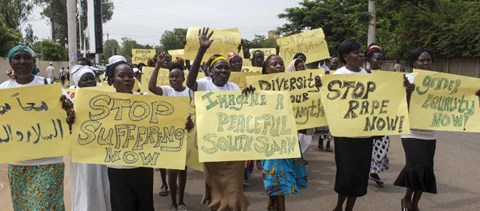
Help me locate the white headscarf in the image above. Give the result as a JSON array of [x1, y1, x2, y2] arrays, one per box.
[[287, 58, 306, 72], [107, 55, 127, 66], [71, 66, 96, 86]]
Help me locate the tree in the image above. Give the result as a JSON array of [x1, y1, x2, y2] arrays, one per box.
[[32, 39, 67, 61], [0, 21, 22, 57], [0, 0, 34, 31], [159, 28, 187, 51], [23, 24, 37, 46], [118, 37, 147, 61], [34, 0, 114, 46], [250, 35, 277, 48], [102, 38, 119, 63], [278, 0, 369, 57], [240, 35, 277, 58], [377, 0, 480, 59], [278, 0, 480, 59]]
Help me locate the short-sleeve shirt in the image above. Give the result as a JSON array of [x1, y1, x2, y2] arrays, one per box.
[[197, 79, 240, 91], [160, 86, 193, 97]]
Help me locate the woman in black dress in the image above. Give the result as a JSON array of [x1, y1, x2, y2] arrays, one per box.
[[331, 39, 374, 211]]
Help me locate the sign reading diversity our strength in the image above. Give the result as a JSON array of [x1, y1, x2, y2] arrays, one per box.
[[277, 28, 330, 65], [247, 70, 327, 129], [131, 49, 156, 64], [195, 91, 300, 162], [184, 27, 242, 62], [72, 89, 190, 169], [0, 84, 70, 163], [320, 72, 410, 137], [409, 69, 480, 132]]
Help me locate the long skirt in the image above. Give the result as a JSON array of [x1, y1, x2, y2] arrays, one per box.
[[334, 137, 373, 197], [108, 167, 154, 211], [260, 158, 307, 196], [71, 163, 111, 211], [202, 161, 249, 211], [370, 136, 390, 174], [394, 138, 437, 194], [8, 163, 65, 210]]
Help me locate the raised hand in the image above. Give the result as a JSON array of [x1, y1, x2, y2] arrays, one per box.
[[155, 52, 169, 68], [198, 27, 214, 50]]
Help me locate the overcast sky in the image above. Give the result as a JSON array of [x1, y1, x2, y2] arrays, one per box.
[[26, 0, 302, 46]]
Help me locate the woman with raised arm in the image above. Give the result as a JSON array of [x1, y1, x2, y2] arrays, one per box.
[[149, 54, 192, 211], [186, 28, 249, 211]]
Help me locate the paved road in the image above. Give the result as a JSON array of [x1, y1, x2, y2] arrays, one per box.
[[1, 132, 480, 210]]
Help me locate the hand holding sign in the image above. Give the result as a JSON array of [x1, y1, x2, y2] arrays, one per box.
[[60, 95, 75, 134]]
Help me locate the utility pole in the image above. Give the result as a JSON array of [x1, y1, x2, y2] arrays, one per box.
[[67, 0, 77, 85], [367, 0, 376, 46]]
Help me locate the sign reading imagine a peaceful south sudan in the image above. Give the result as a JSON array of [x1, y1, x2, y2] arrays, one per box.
[[195, 91, 300, 162]]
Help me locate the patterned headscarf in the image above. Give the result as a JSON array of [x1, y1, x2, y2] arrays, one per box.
[[227, 52, 243, 64]]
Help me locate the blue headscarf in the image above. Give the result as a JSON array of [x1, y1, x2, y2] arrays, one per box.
[[7, 44, 39, 75]]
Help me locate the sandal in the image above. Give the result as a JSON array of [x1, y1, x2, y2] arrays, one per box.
[[369, 174, 385, 187], [159, 185, 169, 196]]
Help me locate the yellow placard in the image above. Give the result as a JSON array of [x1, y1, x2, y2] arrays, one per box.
[[247, 70, 327, 129], [0, 84, 70, 163], [132, 49, 156, 64], [249, 48, 276, 59], [241, 66, 262, 73], [168, 49, 184, 59], [183, 27, 242, 62], [140, 67, 170, 94], [409, 69, 480, 132], [141, 67, 205, 94], [185, 99, 203, 171], [195, 91, 300, 162], [320, 71, 410, 137], [277, 28, 330, 65], [229, 72, 260, 89], [71, 89, 190, 169], [68, 84, 116, 99]]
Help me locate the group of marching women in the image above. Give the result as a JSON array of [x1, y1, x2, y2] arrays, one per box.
[[3, 27, 480, 211]]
